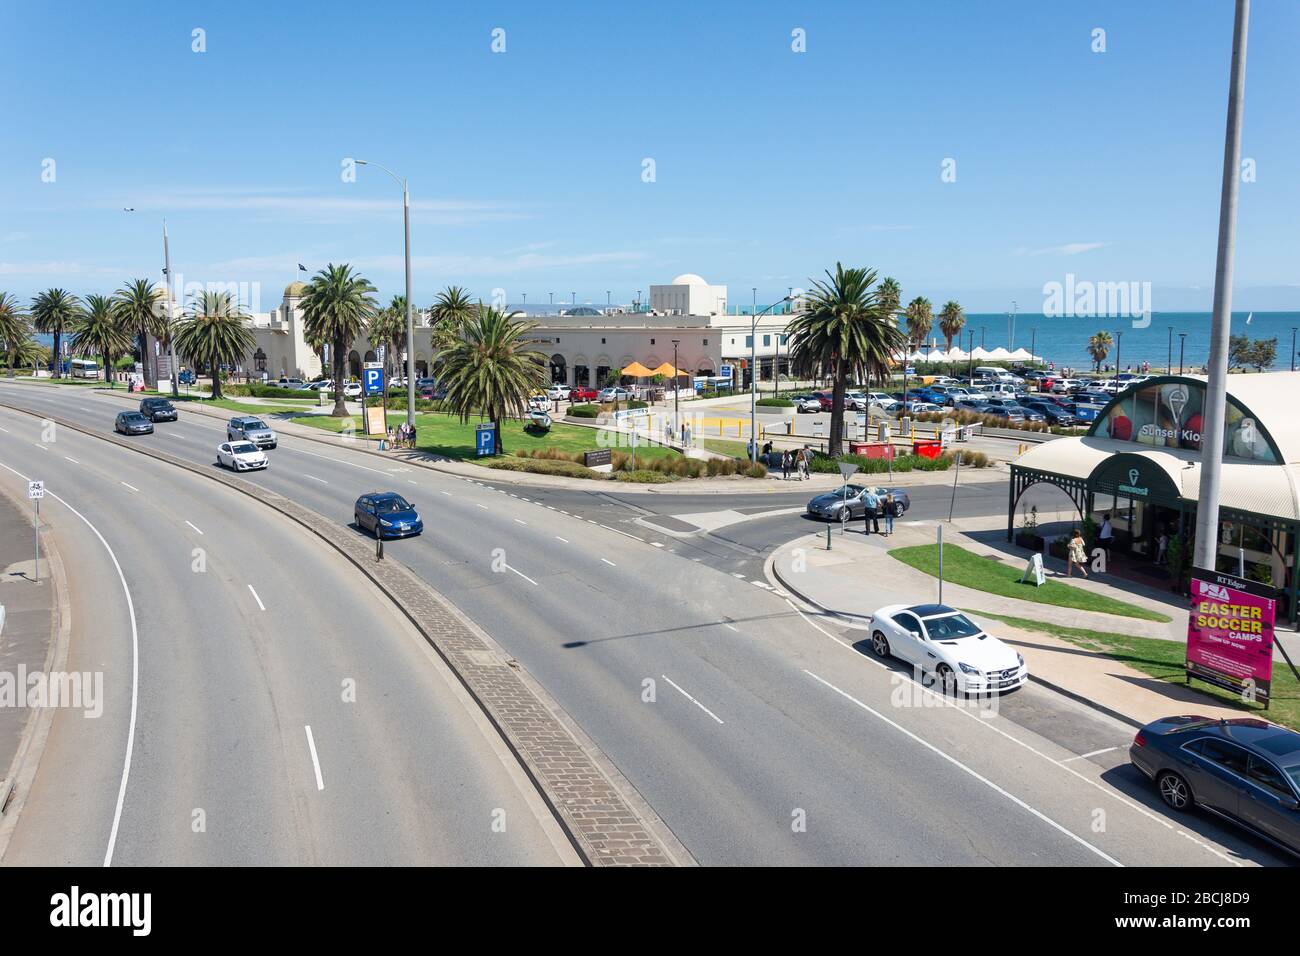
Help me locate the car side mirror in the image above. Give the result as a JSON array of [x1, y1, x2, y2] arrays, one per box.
[[1282, 797, 1300, 811]]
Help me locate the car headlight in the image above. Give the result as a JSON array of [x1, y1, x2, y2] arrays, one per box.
[[379, 519, 393, 528], [957, 662, 982, 675]]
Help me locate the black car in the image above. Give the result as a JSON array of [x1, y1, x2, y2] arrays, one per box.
[[1131, 715, 1300, 857], [114, 411, 154, 435], [1020, 400, 1077, 426], [139, 397, 178, 422]]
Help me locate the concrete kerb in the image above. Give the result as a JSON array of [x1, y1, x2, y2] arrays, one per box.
[[0, 398, 689, 867], [764, 533, 1148, 730], [0, 481, 73, 860]]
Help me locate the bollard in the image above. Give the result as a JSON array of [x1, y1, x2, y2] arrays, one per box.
[[376, 534, 384, 562], [826, 523, 832, 551]]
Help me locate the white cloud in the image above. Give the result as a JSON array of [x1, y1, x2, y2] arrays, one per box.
[[1017, 242, 1105, 257], [1, 232, 30, 242]]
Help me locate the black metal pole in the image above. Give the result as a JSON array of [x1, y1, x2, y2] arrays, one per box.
[[1179, 333, 1186, 374]]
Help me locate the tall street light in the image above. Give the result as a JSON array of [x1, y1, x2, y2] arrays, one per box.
[[1179, 332, 1187, 374], [125, 209, 181, 397], [355, 159, 415, 427], [672, 338, 681, 443], [1194, 0, 1250, 574], [749, 295, 793, 463]]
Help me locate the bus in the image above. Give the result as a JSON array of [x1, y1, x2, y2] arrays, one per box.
[[69, 358, 100, 379]]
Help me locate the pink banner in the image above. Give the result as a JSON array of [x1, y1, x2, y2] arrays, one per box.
[[1186, 569, 1276, 701]]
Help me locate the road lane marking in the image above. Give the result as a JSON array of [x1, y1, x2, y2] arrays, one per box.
[[304, 726, 324, 791], [662, 675, 725, 725], [802, 668, 1121, 867], [441, 491, 452, 496], [652, 542, 664, 548], [119, 481, 139, 492], [0, 463, 140, 868], [514, 518, 527, 525], [722, 623, 739, 632], [304, 474, 328, 484], [248, 585, 266, 610], [185, 521, 204, 535], [64, 456, 79, 464], [477, 503, 489, 510], [34, 443, 48, 450], [555, 536, 569, 543], [601, 558, 616, 566], [1062, 747, 1120, 763], [0, 426, 8, 432], [506, 565, 539, 586]]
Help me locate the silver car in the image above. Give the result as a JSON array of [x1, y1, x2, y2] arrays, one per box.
[[227, 416, 277, 449]]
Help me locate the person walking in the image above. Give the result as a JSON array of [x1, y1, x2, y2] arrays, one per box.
[[1156, 529, 1169, 566], [861, 487, 880, 535], [1098, 512, 1113, 566], [1067, 528, 1089, 578], [798, 446, 811, 480], [883, 493, 896, 536], [781, 450, 791, 480]]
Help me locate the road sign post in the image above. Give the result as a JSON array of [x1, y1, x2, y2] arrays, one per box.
[[837, 461, 859, 535], [28, 481, 44, 583]]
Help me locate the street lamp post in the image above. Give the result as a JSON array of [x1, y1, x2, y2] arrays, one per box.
[[1195, 0, 1251, 573], [1167, 326, 1173, 373], [1116, 329, 1123, 378], [1291, 327, 1297, 372], [1179, 333, 1187, 374], [672, 339, 681, 444], [749, 296, 793, 463], [355, 160, 415, 427]]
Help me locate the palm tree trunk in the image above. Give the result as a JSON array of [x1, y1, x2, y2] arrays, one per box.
[[52, 332, 61, 375], [103, 352, 112, 388], [140, 324, 154, 390], [332, 337, 348, 417], [212, 363, 223, 400], [493, 412, 503, 455], [829, 357, 846, 456]]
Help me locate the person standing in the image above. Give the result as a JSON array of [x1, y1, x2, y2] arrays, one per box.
[[1156, 529, 1169, 566], [1098, 512, 1113, 566], [861, 487, 880, 535], [1068, 528, 1089, 577], [883, 493, 896, 536], [781, 450, 791, 480]]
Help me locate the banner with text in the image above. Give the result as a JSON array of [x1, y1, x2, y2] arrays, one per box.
[[1186, 567, 1276, 702]]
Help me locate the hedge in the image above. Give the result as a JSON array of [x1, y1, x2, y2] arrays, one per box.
[[484, 458, 601, 479], [567, 404, 601, 418], [616, 470, 673, 483], [756, 397, 793, 407]]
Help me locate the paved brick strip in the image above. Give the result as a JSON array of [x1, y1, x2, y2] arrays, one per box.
[[1, 400, 679, 866]]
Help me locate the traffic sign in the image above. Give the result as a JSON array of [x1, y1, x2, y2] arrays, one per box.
[[475, 423, 496, 456], [362, 365, 384, 396], [27, 481, 44, 500]]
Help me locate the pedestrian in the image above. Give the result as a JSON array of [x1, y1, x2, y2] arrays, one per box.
[[883, 493, 895, 535], [1156, 529, 1169, 566], [1098, 512, 1113, 565], [408, 424, 417, 449], [799, 446, 811, 480], [1067, 528, 1089, 578], [861, 487, 880, 534], [781, 450, 791, 480]]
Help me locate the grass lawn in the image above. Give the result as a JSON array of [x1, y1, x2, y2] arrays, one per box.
[[297, 410, 681, 461], [889, 543, 1172, 622], [971, 609, 1299, 731], [702, 437, 750, 458]]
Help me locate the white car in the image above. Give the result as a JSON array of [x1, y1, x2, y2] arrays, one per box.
[[1050, 378, 1081, 394], [844, 391, 873, 412], [546, 384, 571, 401], [869, 603, 1027, 693], [341, 381, 363, 399], [868, 392, 900, 411], [528, 395, 550, 411], [216, 440, 269, 471]]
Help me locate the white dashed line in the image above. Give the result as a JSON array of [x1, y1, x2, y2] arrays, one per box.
[[441, 490, 453, 496], [601, 558, 616, 566], [555, 536, 569, 543], [514, 518, 527, 525], [185, 521, 204, 535], [477, 503, 489, 510], [662, 675, 725, 725], [64, 456, 79, 464], [652, 542, 664, 548], [119, 481, 139, 492], [304, 726, 324, 791], [305, 474, 328, 484], [34, 443, 48, 451], [247, 585, 266, 610], [506, 565, 539, 586]]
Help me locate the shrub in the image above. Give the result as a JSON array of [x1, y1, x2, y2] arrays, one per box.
[[484, 458, 602, 479], [617, 469, 672, 483], [756, 397, 794, 407], [627, 399, 649, 410], [744, 462, 768, 479], [567, 403, 601, 418]]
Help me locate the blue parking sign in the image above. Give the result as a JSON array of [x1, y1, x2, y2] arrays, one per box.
[[363, 365, 384, 395], [476, 423, 496, 456]]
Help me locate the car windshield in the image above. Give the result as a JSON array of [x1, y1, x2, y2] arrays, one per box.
[[125, 413, 147, 422], [231, 443, 258, 455], [374, 496, 412, 514], [242, 419, 266, 430], [922, 613, 982, 640]]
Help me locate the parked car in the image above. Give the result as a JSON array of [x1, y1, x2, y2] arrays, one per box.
[[982, 403, 1027, 424], [844, 391, 872, 412], [569, 385, 599, 403], [1130, 715, 1300, 857], [114, 411, 154, 435], [353, 492, 423, 539], [341, 381, 363, 399], [1073, 389, 1112, 407], [868, 392, 900, 411], [227, 416, 277, 449], [929, 385, 974, 406], [791, 395, 823, 413], [1020, 399, 1077, 426], [598, 387, 633, 403], [954, 399, 990, 414], [1050, 378, 1082, 394], [903, 399, 943, 414], [216, 440, 268, 471], [276, 377, 305, 388], [869, 604, 1028, 693], [811, 390, 837, 411], [806, 484, 911, 522], [545, 384, 571, 401], [528, 395, 550, 411], [139, 397, 178, 422]]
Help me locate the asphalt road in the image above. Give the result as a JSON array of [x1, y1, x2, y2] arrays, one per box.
[[1, 381, 1289, 867], [0, 401, 574, 866]]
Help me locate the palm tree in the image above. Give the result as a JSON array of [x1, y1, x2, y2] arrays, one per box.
[[114, 278, 161, 389], [0, 292, 32, 378], [435, 307, 547, 455], [904, 296, 934, 349], [787, 264, 906, 456], [29, 288, 82, 375], [173, 291, 255, 401], [299, 264, 377, 416], [10, 336, 48, 372], [938, 300, 966, 351], [429, 285, 478, 353], [878, 277, 902, 318], [70, 294, 133, 387], [1087, 331, 1114, 371]]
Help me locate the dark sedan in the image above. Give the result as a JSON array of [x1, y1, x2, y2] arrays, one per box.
[[807, 484, 910, 522], [1019, 400, 1077, 426], [139, 397, 178, 422], [114, 411, 154, 435], [1131, 715, 1300, 857], [354, 492, 424, 539]]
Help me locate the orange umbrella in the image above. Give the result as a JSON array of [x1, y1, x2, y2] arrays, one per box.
[[621, 361, 656, 377], [650, 362, 692, 378]]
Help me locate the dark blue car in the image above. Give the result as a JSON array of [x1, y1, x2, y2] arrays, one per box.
[[354, 492, 423, 539], [1131, 715, 1300, 857]]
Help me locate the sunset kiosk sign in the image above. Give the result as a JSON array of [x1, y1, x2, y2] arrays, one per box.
[[1185, 568, 1276, 705]]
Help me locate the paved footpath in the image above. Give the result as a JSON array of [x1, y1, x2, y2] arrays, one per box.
[[769, 519, 1254, 728]]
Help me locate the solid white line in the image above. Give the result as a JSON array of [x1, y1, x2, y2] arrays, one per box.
[[34, 443, 48, 450], [64, 456, 79, 464], [185, 520, 204, 535], [1062, 746, 1120, 763], [506, 565, 539, 587], [651, 542, 664, 548], [722, 623, 739, 632], [555, 536, 569, 543], [802, 668, 1121, 867], [0, 463, 140, 868], [304, 725, 324, 791], [119, 481, 139, 492], [304, 474, 328, 484], [248, 584, 266, 610], [662, 675, 725, 725], [601, 558, 616, 566], [0, 426, 8, 432]]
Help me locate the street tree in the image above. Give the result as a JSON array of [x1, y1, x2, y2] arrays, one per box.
[[1087, 331, 1113, 371], [29, 288, 82, 374], [115, 278, 161, 389], [0, 292, 32, 378], [173, 290, 255, 401], [938, 300, 966, 351], [299, 264, 377, 417], [70, 294, 133, 387]]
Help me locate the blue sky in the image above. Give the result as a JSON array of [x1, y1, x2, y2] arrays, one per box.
[[2, 0, 1298, 313]]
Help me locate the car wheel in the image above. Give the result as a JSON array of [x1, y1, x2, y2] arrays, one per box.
[[935, 663, 958, 695], [892, 502, 905, 518], [1157, 771, 1192, 811], [839, 508, 851, 528], [871, 630, 891, 659]]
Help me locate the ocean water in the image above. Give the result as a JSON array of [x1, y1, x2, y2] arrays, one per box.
[[929, 312, 1300, 372]]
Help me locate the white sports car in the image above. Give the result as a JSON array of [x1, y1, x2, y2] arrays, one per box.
[[216, 440, 269, 471], [869, 603, 1027, 693]]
